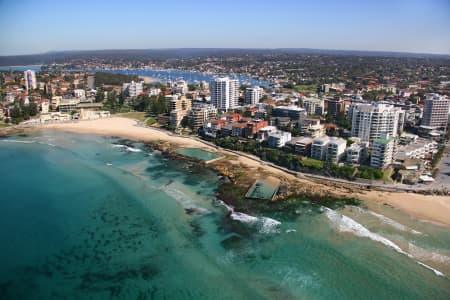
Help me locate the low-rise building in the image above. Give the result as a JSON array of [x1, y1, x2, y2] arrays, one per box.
[[79, 109, 110, 120], [302, 97, 324, 115], [226, 113, 243, 123], [74, 89, 86, 99], [294, 137, 314, 156], [51, 96, 62, 110], [272, 105, 306, 127], [244, 119, 268, 138], [210, 119, 228, 134], [149, 88, 161, 97], [123, 81, 143, 97], [301, 118, 326, 138], [58, 98, 80, 113], [231, 122, 247, 137], [395, 138, 438, 161], [326, 137, 347, 163], [311, 136, 330, 161], [267, 131, 292, 148], [257, 126, 278, 142], [346, 142, 369, 165], [41, 101, 49, 114], [40, 112, 71, 123]]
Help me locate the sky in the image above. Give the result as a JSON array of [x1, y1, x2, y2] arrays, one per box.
[[0, 0, 449, 55]]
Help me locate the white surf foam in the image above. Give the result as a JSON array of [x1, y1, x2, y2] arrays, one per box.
[[408, 242, 450, 264], [0, 139, 34, 144], [324, 207, 446, 277], [161, 182, 211, 215], [36, 141, 56, 147], [324, 207, 408, 254], [216, 200, 281, 234], [416, 261, 445, 277], [112, 144, 142, 152], [230, 211, 281, 234], [349, 206, 422, 235], [367, 210, 422, 235], [216, 199, 234, 213]]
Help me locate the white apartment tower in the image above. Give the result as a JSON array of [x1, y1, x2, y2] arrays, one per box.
[[210, 77, 239, 111], [370, 137, 396, 169], [245, 86, 263, 105], [422, 93, 450, 130], [351, 103, 403, 143], [24, 70, 37, 90]]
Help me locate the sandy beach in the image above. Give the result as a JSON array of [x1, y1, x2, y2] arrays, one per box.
[[21, 117, 450, 228]]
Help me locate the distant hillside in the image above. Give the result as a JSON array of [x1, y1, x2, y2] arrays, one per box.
[[0, 48, 449, 66]]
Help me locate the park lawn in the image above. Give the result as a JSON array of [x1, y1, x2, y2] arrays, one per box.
[[117, 112, 147, 122], [146, 117, 156, 126], [294, 84, 317, 93]]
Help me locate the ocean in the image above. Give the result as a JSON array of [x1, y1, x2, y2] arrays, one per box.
[[0, 131, 449, 299]]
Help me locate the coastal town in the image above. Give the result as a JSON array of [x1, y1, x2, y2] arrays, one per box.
[[1, 53, 449, 191], [1, 0, 450, 298]]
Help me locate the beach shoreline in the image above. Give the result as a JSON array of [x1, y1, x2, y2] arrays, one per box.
[[3, 117, 450, 228]]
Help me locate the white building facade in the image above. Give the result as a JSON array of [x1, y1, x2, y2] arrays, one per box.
[[24, 70, 37, 90], [245, 86, 263, 105], [422, 93, 450, 130], [210, 77, 239, 111], [351, 103, 403, 143], [370, 137, 396, 169]]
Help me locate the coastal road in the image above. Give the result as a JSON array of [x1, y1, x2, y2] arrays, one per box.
[[134, 121, 445, 195], [430, 143, 450, 192]]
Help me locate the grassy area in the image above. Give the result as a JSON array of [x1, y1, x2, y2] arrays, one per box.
[[146, 117, 156, 126], [382, 168, 394, 183], [116, 112, 147, 122], [294, 84, 317, 93]]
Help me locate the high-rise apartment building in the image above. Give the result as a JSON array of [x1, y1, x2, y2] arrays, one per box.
[[87, 75, 95, 90], [351, 103, 403, 143], [245, 86, 263, 105], [370, 137, 396, 169], [421, 93, 450, 130], [210, 77, 239, 111], [326, 97, 346, 119], [24, 70, 37, 90], [302, 97, 324, 115]]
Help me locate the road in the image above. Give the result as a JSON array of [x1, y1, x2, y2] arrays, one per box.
[[430, 143, 450, 192]]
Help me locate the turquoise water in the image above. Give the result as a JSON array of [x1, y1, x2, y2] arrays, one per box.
[[0, 131, 449, 299], [176, 147, 222, 162]]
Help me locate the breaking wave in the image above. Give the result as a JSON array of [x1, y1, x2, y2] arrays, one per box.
[[324, 207, 446, 277], [1, 139, 35, 144], [216, 200, 281, 234], [112, 144, 142, 152], [161, 182, 211, 215]]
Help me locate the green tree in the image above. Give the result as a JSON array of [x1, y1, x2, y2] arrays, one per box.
[[29, 102, 38, 116]]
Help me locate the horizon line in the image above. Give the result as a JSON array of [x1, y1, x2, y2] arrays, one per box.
[[1, 47, 450, 58]]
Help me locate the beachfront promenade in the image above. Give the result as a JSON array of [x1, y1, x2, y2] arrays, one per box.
[[5, 117, 447, 196], [136, 121, 447, 195]]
